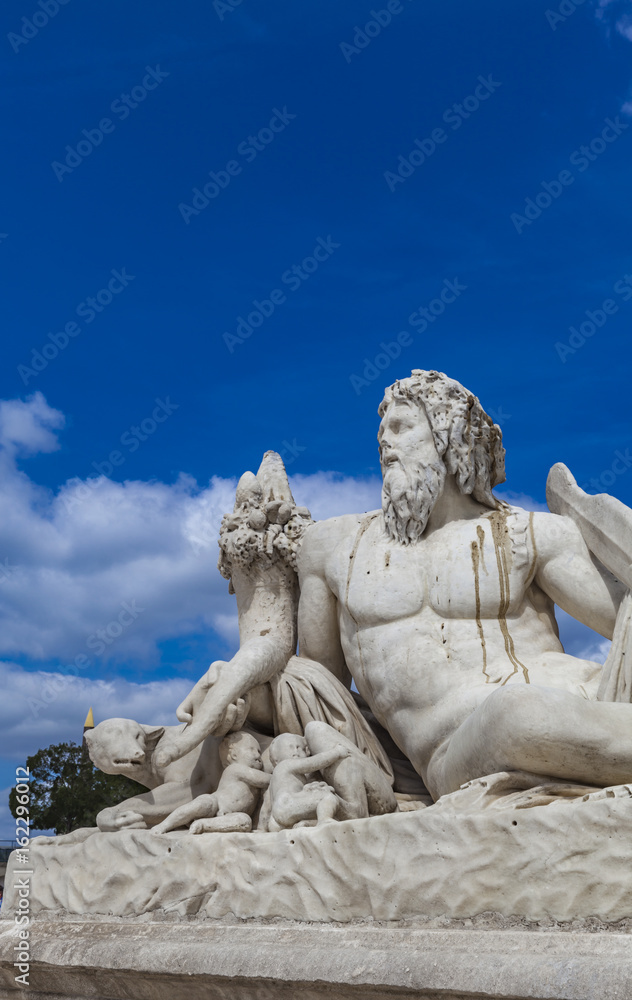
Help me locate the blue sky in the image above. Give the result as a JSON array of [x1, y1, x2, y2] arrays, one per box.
[[1, 0, 632, 836]]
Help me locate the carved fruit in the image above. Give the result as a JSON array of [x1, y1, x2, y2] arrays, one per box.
[[276, 502, 292, 525], [247, 509, 267, 531], [265, 500, 283, 523], [235, 472, 263, 509]]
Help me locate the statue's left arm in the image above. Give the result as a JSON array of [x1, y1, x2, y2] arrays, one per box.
[[532, 512, 625, 638]]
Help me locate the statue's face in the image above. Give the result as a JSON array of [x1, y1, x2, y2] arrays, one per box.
[[229, 736, 263, 770], [271, 734, 310, 763], [379, 397, 447, 544], [378, 399, 440, 476]]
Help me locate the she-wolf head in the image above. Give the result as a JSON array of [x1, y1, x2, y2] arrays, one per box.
[[84, 718, 164, 778]]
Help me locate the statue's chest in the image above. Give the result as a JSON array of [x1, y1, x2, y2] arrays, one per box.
[[333, 513, 534, 627]]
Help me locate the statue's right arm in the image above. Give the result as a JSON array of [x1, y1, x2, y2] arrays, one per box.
[[236, 766, 272, 788], [156, 559, 298, 766], [297, 746, 351, 775], [296, 520, 349, 684]]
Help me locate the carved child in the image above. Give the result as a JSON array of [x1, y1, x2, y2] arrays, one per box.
[[266, 732, 350, 831], [152, 732, 270, 834], [303, 721, 397, 820], [264, 723, 397, 832]]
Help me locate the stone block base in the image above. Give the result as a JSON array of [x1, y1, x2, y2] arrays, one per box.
[[1, 919, 632, 1000]]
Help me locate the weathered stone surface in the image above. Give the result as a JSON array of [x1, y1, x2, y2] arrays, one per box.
[[1, 919, 632, 1000], [3, 775, 632, 924]]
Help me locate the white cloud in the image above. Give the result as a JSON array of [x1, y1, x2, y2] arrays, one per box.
[[495, 490, 548, 512], [595, 0, 632, 112], [555, 608, 612, 663], [291, 471, 381, 520], [0, 395, 384, 669], [0, 661, 193, 761], [0, 392, 64, 459], [596, 0, 632, 41]]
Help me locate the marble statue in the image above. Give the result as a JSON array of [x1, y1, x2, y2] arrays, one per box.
[[265, 721, 397, 831], [6, 368, 632, 931], [83, 699, 248, 830], [153, 455, 394, 783], [152, 731, 270, 834], [164, 369, 630, 804], [266, 732, 349, 830]]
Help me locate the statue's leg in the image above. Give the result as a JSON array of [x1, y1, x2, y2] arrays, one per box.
[[152, 793, 218, 834], [431, 684, 632, 797], [271, 790, 313, 829], [305, 721, 397, 818], [273, 786, 331, 828], [315, 790, 340, 825], [190, 812, 252, 834]]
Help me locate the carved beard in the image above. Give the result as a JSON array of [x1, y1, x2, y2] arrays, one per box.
[[381, 457, 446, 545]]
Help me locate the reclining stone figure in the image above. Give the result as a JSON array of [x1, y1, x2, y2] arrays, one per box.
[[160, 369, 632, 806]]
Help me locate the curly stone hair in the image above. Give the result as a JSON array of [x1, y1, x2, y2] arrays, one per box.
[[378, 369, 506, 508]]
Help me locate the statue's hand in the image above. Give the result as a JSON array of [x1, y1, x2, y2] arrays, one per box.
[[175, 661, 227, 723], [215, 695, 250, 736], [155, 694, 251, 770]]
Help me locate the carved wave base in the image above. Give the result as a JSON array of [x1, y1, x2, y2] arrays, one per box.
[[3, 774, 632, 925]]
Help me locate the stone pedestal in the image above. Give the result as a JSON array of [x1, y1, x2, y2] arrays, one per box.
[[1, 919, 631, 1000]]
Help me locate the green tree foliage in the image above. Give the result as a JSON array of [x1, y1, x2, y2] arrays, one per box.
[[9, 741, 144, 835]]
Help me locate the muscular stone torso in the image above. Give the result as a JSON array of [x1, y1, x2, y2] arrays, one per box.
[[322, 508, 602, 783]]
